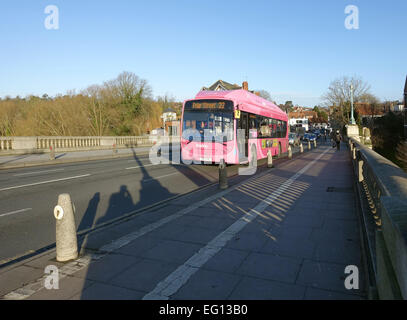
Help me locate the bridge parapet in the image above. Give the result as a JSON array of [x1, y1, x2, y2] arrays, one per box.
[[0, 136, 180, 155], [349, 137, 407, 300]]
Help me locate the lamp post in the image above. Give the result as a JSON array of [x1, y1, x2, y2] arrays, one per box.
[[404, 75, 407, 139], [350, 83, 356, 125]]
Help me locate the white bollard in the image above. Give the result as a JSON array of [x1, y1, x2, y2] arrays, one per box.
[[288, 145, 292, 159], [308, 141, 311, 150], [314, 140, 317, 148], [300, 143, 304, 154], [54, 194, 78, 262]]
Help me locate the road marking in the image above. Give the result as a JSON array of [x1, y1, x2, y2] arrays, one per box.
[[0, 174, 91, 192], [0, 208, 32, 218], [143, 147, 331, 300], [143, 172, 180, 182], [126, 164, 155, 170], [14, 169, 65, 177]]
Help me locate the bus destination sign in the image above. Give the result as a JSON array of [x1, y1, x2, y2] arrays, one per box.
[[191, 101, 226, 110]]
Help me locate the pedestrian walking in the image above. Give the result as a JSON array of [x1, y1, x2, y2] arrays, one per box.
[[333, 130, 342, 150]]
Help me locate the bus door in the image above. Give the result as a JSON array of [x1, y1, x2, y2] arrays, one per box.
[[237, 112, 249, 161]]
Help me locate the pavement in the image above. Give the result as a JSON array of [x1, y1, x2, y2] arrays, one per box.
[[0, 140, 366, 300]]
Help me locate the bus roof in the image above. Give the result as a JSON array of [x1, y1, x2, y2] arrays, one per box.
[[190, 89, 288, 121]]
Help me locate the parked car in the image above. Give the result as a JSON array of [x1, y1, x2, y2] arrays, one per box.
[[303, 133, 317, 142], [288, 133, 300, 146]]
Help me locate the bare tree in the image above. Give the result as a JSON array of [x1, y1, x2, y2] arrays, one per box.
[[322, 76, 372, 125], [256, 90, 272, 101], [0, 100, 19, 136], [82, 85, 113, 136]]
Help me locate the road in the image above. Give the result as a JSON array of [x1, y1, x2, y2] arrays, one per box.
[[0, 142, 309, 265]]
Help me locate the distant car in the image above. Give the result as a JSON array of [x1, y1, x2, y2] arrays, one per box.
[[303, 133, 317, 142], [288, 133, 300, 146]]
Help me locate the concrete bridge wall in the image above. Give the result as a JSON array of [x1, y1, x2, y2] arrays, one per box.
[[0, 136, 180, 155], [349, 137, 407, 300]]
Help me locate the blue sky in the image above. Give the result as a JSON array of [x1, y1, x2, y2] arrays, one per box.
[[0, 0, 406, 106]]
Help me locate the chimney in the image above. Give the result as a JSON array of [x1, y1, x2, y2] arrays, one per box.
[[242, 81, 248, 91]]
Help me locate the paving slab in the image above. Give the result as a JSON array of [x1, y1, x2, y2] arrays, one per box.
[[225, 231, 273, 252], [235, 252, 302, 284], [27, 276, 94, 300], [115, 235, 164, 257], [71, 282, 145, 300], [296, 259, 364, 297], [0, 265, 44, 296], [73, 253, 141, 282], [260, 232, 317, 259], [109, 258, 180, 293], [304, 287, 364, 300], [229, 276, 306, 300], [171, 269, 241, 300], [202, 248, 249, 274], [139, 240, 202, 264], [313, 238, 362, 265]]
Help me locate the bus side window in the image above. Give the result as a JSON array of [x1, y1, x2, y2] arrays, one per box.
[[277, 121, 282, 138], [268, 118, 273, 137], [274, 120, 277, 138], [249, 114, 257, 132], [259, 117, 270, 138]]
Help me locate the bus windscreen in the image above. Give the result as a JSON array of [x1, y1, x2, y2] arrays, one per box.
[[183, 100, 234, 142]]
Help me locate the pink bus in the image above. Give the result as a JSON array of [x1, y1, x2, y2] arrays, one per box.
[[180, 89, 289, 165]]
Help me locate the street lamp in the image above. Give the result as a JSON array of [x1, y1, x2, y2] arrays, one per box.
[[350, 83, 356, 125], [404, 75, 407, 139]]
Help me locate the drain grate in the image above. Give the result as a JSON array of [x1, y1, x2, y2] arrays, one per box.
[[326, 187, 353, 193]]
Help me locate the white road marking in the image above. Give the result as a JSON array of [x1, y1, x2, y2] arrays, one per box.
[[143, 172, 180, 182], [126, 164, 155, 170], [0, 174, 91, 192], [0, 208, 32, 218], [13, 169, 65, 177], [142, 147, 331, 300]]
